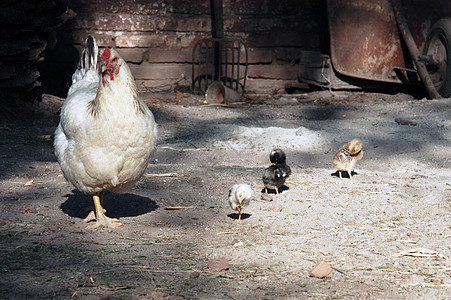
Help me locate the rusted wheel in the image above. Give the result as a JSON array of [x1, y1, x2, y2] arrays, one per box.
[[423, 18, 451, 98]]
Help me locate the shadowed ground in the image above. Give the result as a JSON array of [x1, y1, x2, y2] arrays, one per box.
[[0, 91, 450, 299]]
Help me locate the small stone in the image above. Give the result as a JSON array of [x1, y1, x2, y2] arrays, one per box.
[[189, 271, 200, 278], [47, 225, 58, 232], [408, 274, 425, 285], [395, 118, 417, 126], [261, 193, 273, 201], [309, 260, 333, 278], [150, 291, 167, 298], [207, 257, 229, 270], [441, 277, 451, 285]]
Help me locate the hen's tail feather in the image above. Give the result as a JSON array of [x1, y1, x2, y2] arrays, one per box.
[[71, 36, 99, 84]]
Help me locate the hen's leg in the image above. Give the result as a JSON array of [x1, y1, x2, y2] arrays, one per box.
[[82, 191, 106, 223], [86, 192, 122, 229]]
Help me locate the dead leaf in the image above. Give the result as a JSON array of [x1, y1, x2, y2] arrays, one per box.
[[309, 260, 333, 278], [175, 90, 187, 98], [207, 257, 229, 270], [24, 179, 33, 186]]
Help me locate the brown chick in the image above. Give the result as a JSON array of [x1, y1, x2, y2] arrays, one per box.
[[332, 139, 363, 179]]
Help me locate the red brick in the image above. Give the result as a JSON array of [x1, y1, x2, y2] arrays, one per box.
[[246, 30, 307, 48], [145, 48, 192, 63], [128, 62, 192, 80], [247, 48, 273, 64], [116, 48, 145, 63], [115, 34, 178, 48], [274, 47, 301, 63], [248, 64, 298, 80]]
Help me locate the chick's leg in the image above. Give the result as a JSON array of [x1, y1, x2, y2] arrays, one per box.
[[338, 170, 342, 179], [238, 210, 242, 222], [348, 170, 354, 180], [86, 192, 122, 229], [275, 186, 279, 195]]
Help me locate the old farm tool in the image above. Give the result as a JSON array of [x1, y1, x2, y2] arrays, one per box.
[[299, 0, 451, 98], [192, 0, 248, 95]]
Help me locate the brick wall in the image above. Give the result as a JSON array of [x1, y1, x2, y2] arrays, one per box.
[[42, 0, 328, 96]]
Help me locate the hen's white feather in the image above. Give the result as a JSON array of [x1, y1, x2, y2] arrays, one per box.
[[54, 36, 157, 195]]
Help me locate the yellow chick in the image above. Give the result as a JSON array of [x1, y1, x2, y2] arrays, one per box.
[[332, 139, 363, 179], [228, 184, 253, 222]]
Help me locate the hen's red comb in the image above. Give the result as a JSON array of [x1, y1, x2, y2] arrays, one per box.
[[102, 47, 111, 61]]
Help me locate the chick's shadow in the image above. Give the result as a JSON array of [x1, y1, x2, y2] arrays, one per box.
[[331, 170, 358, 179], [227, 213, 252, 221], [260, 185, 289, 194], [60, 190, 159, 219]]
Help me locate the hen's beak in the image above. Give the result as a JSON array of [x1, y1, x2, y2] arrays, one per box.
[[101, 64, 107, 73]]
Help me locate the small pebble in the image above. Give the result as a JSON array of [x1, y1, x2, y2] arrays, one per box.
[[207, 257, 229, 270]]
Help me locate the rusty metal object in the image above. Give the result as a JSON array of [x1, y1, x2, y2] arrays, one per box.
[[391, 0, 441, 99], [326, 0, 451, 87], [327, 0, 405, 83], [205, 81, 242, 103]]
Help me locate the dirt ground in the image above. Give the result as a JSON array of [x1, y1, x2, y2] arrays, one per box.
[[0, 90, 450, 299]]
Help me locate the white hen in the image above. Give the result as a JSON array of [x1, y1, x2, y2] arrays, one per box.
[[54, 36, 157, 228]]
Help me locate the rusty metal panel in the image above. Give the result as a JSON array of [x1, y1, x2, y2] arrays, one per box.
[[327, 0, 451, 84], [327, 0, 405, 83]]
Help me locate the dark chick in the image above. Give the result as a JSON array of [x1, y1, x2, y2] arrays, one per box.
[[263, 149, 291, 195]]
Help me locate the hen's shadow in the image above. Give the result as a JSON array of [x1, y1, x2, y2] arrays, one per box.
[[60, 190, 159, 219]]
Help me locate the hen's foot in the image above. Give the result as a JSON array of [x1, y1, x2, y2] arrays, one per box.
[[84, 193, 122, 229], [82, 211, 96, 224], [86, 212, 122, 229]]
